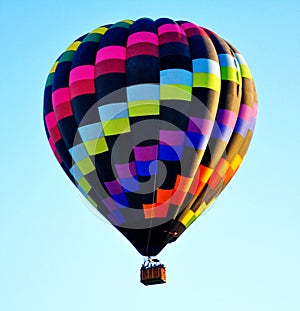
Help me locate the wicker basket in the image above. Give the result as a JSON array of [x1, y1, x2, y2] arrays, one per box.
[[140, 265, 167, 285]]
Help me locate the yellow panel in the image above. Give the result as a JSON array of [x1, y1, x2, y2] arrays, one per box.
[[77, 157, 95, 175], [102, 118, 131, 136], [121, 19, 134, 24], [128, 100, 160, 117], [50, 61, 58, 74], [193, 72, 221, 92], [206, 198, 216, 209], [91, 27, 108, 35], [84, 137, 108, 155], [78, 177, 92, 193], [195, 202, 207, 217], [87, 195, 97, 208], [231, 154, 242, 171], [160, 84, 192, 101], [66, 41, 81, 51], [180, 209, 195, 227], [239, 64, 252, 79]]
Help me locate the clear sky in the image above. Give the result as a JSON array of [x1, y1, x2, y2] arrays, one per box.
[[1, 1, 300, 310]]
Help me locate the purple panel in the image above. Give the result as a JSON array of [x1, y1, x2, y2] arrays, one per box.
[[159, 130, 185, 146], [108, 210, 125, 225], [188, 117, 214, 135], [234, 118, 249, 137], [249, 116, 256, 132], [134, 145, 158, 161], [115, 162, 137, 178], [211, 123, 233, 142], [103, 197, 118, 212], [120, 177, 140, 192], [104, 180, 123, 195]]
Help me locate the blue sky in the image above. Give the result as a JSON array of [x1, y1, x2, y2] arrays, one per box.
[[1, 1, 300, 310]]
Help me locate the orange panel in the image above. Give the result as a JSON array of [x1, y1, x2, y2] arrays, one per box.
[[143, 203, 156, 219], [156, 189, 173, 203], [199, 165, 213, 183]]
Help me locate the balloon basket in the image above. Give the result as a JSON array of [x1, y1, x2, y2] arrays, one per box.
[[140, 258, 167, 286]]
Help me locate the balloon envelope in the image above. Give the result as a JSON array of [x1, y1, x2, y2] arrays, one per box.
[[43, 18, 257, 256]]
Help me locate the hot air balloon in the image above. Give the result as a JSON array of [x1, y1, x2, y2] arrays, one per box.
[[43, 17, 257, 285]]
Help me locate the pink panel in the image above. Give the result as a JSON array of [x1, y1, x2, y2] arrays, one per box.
[[216, 109, 238, 128], [45, 112, 57, 129], [127, 31, 158, 46], [52, 87, 70, 107], [158, 24, 186, 35], [95, 46, 126, 63], [69, 65, 94, 84], [134, 145, 158, 161], [159, 130, 185, 146], [238, 104, 253, 123], [188, 118, 214, 135]]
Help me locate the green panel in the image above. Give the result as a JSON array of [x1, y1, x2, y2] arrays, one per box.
[[111, 21, 133, 29], [160, 85, 192, 101], [83, 33, 102, 43], [220, 66, 241, 84], [193, 72, 221, 92], [77, 157, 95, 175], [45, 73, 54, 87], [78, 176, 92, 193], [59, 50, 75, 62], [87, 195, 97, 208]]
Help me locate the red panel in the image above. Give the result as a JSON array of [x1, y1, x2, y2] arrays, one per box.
[[69, 79, 95, 99]]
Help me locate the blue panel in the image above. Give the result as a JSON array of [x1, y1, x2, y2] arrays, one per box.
[[78, 122, 104, 142], [136, 160, 158, 176], [69, 164, 83, 182], [160, 69, 192, 86], [69, 143, 89, 162], [234, 118, 249, 137], [127, 84, 160, 102], [185, 131, 209, 151], [218, 53, 238, 69], [98, 102, 128, 121], [192, 58, 220, 76], [159, 145, 183, 161], [111, 210, 125, 224], [77, 185, 88, 197], [111, 193, 129, 207], [211, 123, 233, 143]]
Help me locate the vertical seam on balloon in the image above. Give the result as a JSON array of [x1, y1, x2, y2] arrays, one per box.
[[145, 18, 160, 255]]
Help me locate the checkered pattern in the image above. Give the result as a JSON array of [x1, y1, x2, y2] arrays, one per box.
[[43, 18, 257, 256]]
